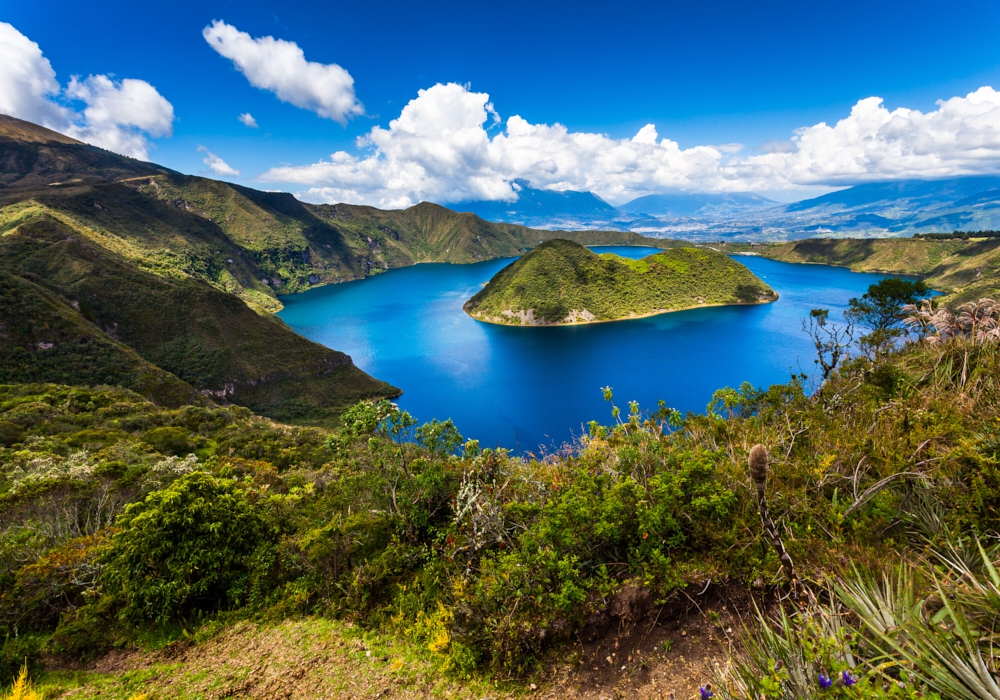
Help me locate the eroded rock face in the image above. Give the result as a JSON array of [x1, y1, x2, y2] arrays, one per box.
[[477, 307, 598, 326], [562, 308, 596, 324], [501, 308, 536, 324]]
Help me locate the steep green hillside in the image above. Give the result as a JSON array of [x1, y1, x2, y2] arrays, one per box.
[[759, 237, 1000, 304], [1, 115, 683, 309], [0, 208, 398, 423], [464, 239, 776, 325], [0, 269, 198, 407], [0, 116, 170, 189]]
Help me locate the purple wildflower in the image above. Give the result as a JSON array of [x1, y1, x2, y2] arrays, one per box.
[[700, 686, 715, 700], [819, 672, 833, 689], [841, 670, 857, 686]]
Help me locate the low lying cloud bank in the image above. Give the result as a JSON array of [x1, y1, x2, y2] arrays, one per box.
[[262, 83, 1000, 208], [0, 22, 174, 160]]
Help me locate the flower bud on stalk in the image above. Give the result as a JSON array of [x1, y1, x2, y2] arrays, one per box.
[[748, 444, 802, 597]]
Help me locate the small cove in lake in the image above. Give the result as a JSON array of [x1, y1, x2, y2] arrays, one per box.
[[277, 246, 901, 450]]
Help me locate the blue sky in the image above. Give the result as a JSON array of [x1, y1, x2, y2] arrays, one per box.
[[4, 0, 1000, 204]]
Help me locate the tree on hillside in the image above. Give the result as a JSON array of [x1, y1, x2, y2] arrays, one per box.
[[803, 308, 854, 384], [846, 278, 929, 359]]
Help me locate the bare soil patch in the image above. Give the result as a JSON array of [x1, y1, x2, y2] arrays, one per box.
[[47, 585, 755, 700]]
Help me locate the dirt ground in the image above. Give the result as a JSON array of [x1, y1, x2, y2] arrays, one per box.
[[47, 584, 755, 700]]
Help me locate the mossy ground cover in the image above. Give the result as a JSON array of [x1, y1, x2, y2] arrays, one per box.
[[464, 239, 776, 324]]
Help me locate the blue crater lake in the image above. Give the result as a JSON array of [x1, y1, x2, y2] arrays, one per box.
[[278, 247, 898, 451]]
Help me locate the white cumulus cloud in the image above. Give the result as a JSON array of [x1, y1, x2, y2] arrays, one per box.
[[260, 82, 1000, 207], [743, 88, 1000, 187], [0, 22, 69, 126], [203, 20, 363, 125], [260, 83, 732, 207], [238, 112, 258, 128], [63, 75, 174, 159], [0, 22, 174, 160], [197, 146, 240, 176]]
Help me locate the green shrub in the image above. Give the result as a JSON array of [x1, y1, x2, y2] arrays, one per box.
[[142, 426, 195, 456], [0, 422, 24, 448], [100, 471, 270, 624], [0, 633, 44, 686]]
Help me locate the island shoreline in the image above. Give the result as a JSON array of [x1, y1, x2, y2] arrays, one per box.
[[466, 294, 779, 327]]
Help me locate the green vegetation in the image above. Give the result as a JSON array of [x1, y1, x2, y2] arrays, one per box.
[[3, 115, 1000, 699], [1, 278, 1000, 696], [0, 210, 396, 424], [757, 237, 1000, 306], [464, 239, 776, 325], [913, 229, 1000, 240]]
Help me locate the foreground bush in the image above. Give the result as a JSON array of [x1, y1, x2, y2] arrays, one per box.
[[101, 471, 271, 624], [717, 540, 1000, 699]]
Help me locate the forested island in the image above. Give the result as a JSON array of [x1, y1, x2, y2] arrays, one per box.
[[463, 239, 777, 326]]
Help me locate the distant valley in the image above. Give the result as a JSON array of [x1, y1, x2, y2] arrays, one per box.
[[453, 176, 1000, 240]]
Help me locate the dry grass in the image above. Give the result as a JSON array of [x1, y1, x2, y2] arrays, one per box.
[[36, 599, 742, 700]]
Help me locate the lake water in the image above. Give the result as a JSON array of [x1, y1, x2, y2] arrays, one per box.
[[278, 247, 897, 451]]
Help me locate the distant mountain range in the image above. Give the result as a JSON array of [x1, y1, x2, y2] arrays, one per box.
[[454, 181, 622, 227], [452, 177, 1000, 241], [618, 192, 777, 217]]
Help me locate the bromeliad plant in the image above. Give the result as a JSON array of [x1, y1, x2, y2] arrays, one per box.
[[716, 543, 1000, 700]]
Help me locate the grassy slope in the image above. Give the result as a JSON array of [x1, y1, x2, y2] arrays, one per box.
[[0, 269, 198, 407], [757, 237, 1000, 304], [464, 239, 776, 325], [0, 116, 170, 189], [0, 212, 398, 423], [38, 619, 512, 699]]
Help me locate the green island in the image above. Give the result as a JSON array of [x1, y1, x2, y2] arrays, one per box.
[[3, 114, 1000, 700], [463, 239, 777, 326]]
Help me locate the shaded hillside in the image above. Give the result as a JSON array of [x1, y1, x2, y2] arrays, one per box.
[[0, 269, 198, 407], [760, 236, 1000, 304], [464, 239, 775, 325], [0, 212, 397, 422], [0, 115, 690, 422], [0, 115, 171, 189], [1, 114, 681, 306]]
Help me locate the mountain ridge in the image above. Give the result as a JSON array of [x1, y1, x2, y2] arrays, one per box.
[[444, 173, 1000, 239]]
